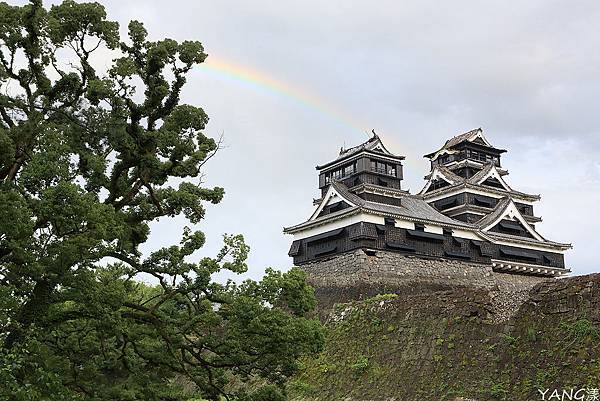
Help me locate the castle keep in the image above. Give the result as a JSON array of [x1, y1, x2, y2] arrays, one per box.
[[284, 129, 571, 278]]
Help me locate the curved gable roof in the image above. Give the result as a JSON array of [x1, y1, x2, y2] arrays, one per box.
[[476, 197, 545, 241], [285, 180, 477, 234], [424, 128, 506, 160], [316, 133, 405, 170], [468, 163, 513, 191], [419, 166, 464, 195]]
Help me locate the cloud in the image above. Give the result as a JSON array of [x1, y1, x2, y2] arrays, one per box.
[[22, 0, 600, 276]]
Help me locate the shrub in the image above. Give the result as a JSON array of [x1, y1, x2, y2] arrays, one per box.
[[350, 356, 370, 373], [489, 383, 508, 400]]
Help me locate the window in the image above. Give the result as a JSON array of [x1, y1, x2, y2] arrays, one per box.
[[288, 241, 301, 256], [427, 179, 450, 192], [414, 223, 425, 232], [343, 164, 355, 176], [325, 162, 356, 183], [473, 195, 494, 208], [466, 150, 489, 162], [384, 217, 396, 226], [499, 247, 538, 262], [482, 178, 505, 189], [437, 197, 458, 210], [518, 204, 532, 215], [370, 159, 397, 177], [329, 202, 347, 213]]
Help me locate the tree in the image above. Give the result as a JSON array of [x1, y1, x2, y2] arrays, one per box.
[[0, 1, 324, 400]]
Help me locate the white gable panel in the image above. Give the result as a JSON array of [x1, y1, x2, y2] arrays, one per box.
[[308, 185, 358, 221], [476, 166, 513, 192], [482, 201, 544, 241], [419, 168, 457, 195]]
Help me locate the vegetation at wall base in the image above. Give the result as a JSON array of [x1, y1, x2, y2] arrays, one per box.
[[287, 276, 600, 401]]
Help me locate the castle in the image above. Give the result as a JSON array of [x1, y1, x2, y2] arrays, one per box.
[[284, 129, 571, 280]]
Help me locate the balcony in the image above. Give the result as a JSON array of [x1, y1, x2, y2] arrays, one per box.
[[370, 166, 397, 177], [434, 152, 500, 167]]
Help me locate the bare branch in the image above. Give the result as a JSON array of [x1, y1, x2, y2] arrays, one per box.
[[198, 132, 225, 170]]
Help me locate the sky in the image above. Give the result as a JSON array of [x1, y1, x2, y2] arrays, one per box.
[[34, 0, 600, 277]]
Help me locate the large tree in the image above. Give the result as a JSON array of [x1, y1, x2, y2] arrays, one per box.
[[0, 1, 323, 400]]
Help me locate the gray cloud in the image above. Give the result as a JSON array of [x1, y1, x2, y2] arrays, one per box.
[[24, 0, 600, 276]]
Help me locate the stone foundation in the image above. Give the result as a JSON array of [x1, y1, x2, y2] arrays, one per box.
[[301, 249, 550, 320], [290, 273, 600, 401]]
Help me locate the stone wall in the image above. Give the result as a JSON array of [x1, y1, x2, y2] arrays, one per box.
[[290, 273, 600, 401], [302, 249, 548, 317]]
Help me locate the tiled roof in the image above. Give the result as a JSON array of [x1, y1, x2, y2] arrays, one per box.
[[467, 163, 495, 185], [330, 180, 367, 205], [316, 133, 404, 170], [474, 197, 512, 228], [331, 181, 474, 228], [473, 198, 567, 247], [444, 128, 485, 149], [424, 128, 501, 159], [425, 163, 494, 185], [283, 205, 361, 233], [482, 231, 572, 250], [421, 178, 540, 201], [425, 165, 464, 184], [339, 134, 381, 157]]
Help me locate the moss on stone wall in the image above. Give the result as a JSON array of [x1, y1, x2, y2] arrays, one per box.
[[288, 274, 600, 401]]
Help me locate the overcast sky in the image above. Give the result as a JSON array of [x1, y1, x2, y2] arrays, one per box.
[[44, 0, 600, 277]]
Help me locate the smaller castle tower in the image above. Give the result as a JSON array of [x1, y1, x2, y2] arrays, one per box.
[[316, 132, 405, 199]]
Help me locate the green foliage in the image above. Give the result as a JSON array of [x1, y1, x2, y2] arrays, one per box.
[[287, 380, 316, 397], [350, 356, 370, 373], [0, 1, 323, 400], [501, 334, 519, 348], [560, 319, 600, 340], [237, 386, 286, 401], [0, 345, 73, 401], [489, 383, 508, 400], [289, 285, 600, 401], [526, 326, 538, 342], [365, 293, 397, 303]]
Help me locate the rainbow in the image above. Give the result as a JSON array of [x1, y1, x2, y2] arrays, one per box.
[[199, 55, 422, 174]]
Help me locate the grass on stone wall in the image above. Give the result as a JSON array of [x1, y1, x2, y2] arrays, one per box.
[[288, 292, 600, 401]]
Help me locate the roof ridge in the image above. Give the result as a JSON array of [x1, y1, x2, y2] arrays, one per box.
[[467, 163, 495, 184], [475, 197, 549, 242], [330, 180, 366, 206], [424, 127, 497, 159], [437, 165, 464, 183], [317, 133, 404, 170], [332, 180, 476, 229], [474, 196, 511, 228]]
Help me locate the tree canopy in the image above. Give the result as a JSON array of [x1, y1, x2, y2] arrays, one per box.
[[0, 1, 324, 400]]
